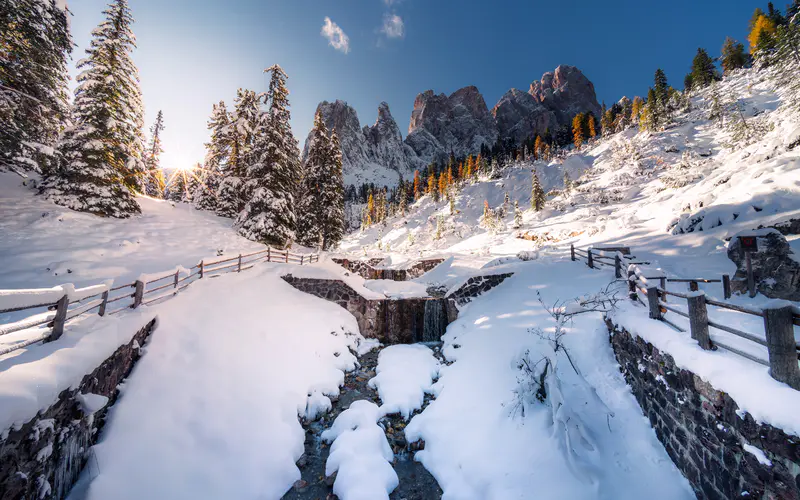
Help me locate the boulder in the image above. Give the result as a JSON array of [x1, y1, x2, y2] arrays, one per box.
[[727, 229, 800, 300]]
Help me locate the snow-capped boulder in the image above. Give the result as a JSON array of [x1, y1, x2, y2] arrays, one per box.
[[727, 229, 800, 300], [302, 100, 420, 188], [405, 86, 498, 164]]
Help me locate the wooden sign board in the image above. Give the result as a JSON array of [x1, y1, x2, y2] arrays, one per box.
[[738, 235, 758, 253]]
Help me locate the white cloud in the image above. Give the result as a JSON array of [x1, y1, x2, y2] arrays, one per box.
[[321, 17, 350, 54], [381, 13, 404, 39]]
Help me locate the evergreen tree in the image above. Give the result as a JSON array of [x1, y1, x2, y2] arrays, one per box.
[[690, 48, 719, 89], [630, 96, 645, 126], [531, 170, 545, 211], [41, 0, 144, 218], [788, 1, 800, 22], [1, 0, 72, 173], [192, 165, 219, 211], [296, 112, 344, 249], [167, 170, 187, 202], [601, 109, 614, 135], [721, 37, 748, 74], [653, 69, 670, 125], [643, 88, 658, 131], [217, 90, 257, 218], [143, 110, 166, 198], [750, 12, 778, 57], [236, 65, 301, 247], [563, 172, 572, 194], [513, 200, 523, 229], [684, 73, 694, 93], [767, 2, 785, 26]]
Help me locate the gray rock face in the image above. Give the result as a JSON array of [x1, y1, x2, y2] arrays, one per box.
[[405, 86, 498, 164], [302, 100, 421, 187], [494, 65, 601, 143], [492, 89, 557, 145], [529, 65, 602, 125], [727, 230, 800, 300]]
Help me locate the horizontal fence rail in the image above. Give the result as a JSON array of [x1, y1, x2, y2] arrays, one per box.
[[569, 243, 800, 391], [0, 247, 319, 357]]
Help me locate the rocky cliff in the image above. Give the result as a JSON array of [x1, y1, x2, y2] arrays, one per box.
[[304, 65, 600, 188], [493, 65, 601, 144], [405, 86, 498, 164], [302, 100, 421, 187]]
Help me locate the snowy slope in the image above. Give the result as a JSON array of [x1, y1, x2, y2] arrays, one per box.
[[0, 172, 263, 299]]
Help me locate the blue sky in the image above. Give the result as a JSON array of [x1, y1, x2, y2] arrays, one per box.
[[68, 0, 759, 169]]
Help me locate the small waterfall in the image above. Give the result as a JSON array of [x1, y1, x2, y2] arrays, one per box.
[[53, 423, 92, 499], [422, 299, 448, 342]]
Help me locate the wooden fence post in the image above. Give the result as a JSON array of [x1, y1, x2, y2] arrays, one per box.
[[660, 277, 667, 303], [267, 247, 271, 263], [628, 269, 637, 300], [587, 249, 594, 269], [133, 281, 144, 309], [199, 261, 204, 279], [614, 254, 622, 279], [762, 305, 800, 390], [570, 244, 576, 262], [98, 291, 109, 317], [49, 294, 69, 342], [647, 287, 661, 320], [687, 293, 711, 350], [174, 270, 179, 291], [285, 250, 289, 263], [689, 280, 699, 292], [301, 255, 304, 265], [722, 274, 731, 299]]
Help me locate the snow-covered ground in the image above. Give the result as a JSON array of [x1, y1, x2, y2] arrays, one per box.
[[70, 266, 364, 500]]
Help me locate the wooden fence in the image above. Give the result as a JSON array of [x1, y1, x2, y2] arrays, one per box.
[[571, 244, 800, 391], [0, 247, 319, 357]]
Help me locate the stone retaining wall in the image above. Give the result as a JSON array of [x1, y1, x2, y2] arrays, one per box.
[[609, 323, 800, 500], [447, 273, 514, 306], [331, 258, 445, 282], [281, 275, 455, 344], [0, 318, 157, 500]]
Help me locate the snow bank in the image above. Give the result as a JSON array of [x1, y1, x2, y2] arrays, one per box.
[[0, 310, 156, 432], [81, 267, 363, 500], [321, 400, 398, 500], [368, 344, 440, 419]]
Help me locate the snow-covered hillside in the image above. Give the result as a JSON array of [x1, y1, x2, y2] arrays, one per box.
[[0, 173, 264, 300], [341, 68, 800, 282]]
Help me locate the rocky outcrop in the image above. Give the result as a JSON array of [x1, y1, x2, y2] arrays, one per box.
[[529, 65, 601, 125], [610, 324, 800, 500], [302, 100, 421, 187], [727, 229, 800, 300], [331, 257, 446, 282], [494, 65, 601, 143], [492, 89, 557, 146], [406, 86, 498, 164]]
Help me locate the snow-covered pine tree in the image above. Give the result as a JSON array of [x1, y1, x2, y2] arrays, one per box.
[[513, 200, 523, 229], [296, 111, 331, 247], [166, 170, 188, 203], [192, 165, 220, 211], [143, 110, 166, 198], [235, 65, 300, 247], [319, 130, 345, 249], [41, 0, 145, 217], [1, 0, 72, 174], [184, 164, 202, 203], [217, 90, 258, 218], [531, 170, 545, 211], [563, 172, 572, 194]]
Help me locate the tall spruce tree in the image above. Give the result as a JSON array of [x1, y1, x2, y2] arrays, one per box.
[[531, 170, 545, 211], [772, 17, 800, 108], [143, 110, 166, 198], [192, 165, 219, 211], [217, 90, 257, 217], [1, 0, 72, 173], [202, 101, 230, 213], [321, 130, 345, 249], [690, 48, 719, 89], [720, 37, 748, 74], [41, 0, 144, 217], [296, 111, 330, 247], [235, 65, 301, 247], [167, 170, 187, 202]]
